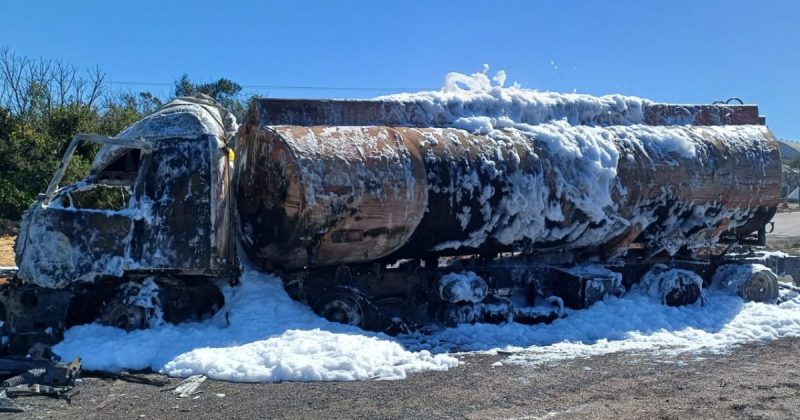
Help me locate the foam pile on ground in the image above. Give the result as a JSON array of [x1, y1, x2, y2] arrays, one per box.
[[401, 284, 800, 367], [54, 270, 457, 382], [54, 267, 800, 379]]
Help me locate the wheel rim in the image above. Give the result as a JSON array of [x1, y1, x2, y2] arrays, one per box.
[[743, 271, 778, 302], [318, 297, 364, 327], [100, 301, 147, 331]]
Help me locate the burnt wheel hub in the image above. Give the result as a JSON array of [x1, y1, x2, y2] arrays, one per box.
[[316, 295, 364, 327], [743, 270, 779, 302]]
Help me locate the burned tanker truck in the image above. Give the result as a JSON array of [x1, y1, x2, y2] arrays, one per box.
[[2, 92, 799, 351]]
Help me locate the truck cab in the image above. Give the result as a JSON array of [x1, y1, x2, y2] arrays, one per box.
[[2, 96, 237, 351]]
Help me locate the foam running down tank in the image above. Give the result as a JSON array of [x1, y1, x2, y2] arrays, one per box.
[[2, 92, 797, 350], [231, 97, 788, 330], [237, 99, 780, 272]]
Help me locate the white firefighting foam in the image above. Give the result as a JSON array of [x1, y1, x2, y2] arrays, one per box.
[[376, 66, 772, 253], [54, 266, 800, 381], [50, 68, 794, 382], [55, 269, 457, 382]]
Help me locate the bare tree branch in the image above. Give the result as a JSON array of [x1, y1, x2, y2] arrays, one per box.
[[0, 48, 31, 119], [0, 49, 110, 123], [85, 65, 105, 108]]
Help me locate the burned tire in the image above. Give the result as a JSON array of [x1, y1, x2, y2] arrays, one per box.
[[312, 287, 386, 332], [741, 269, 779, 302], [371, 296, 415, 335], [640, 264, 704, 306], [713, 264, 779, 303], [314, 291, 365, 326], [99, 299, 149, 331], [664, 281, 702, 307], [98, 280, 162, 331]]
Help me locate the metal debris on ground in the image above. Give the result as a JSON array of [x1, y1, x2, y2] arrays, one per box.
[[172, 374, 207, 398], [0, 389, 22, 413], [0, 344, 82, 412], [84, 369, 170, 387]]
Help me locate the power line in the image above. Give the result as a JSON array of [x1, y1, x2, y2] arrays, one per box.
[[107, 80, 436, 92], [108, 81, 172, 87], [241, 84, 435, 91]]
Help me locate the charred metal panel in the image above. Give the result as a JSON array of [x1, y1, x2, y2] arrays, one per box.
[[130, 135, 215, 271], [643, 104, 763, 126], [15, 208, 133, 288], [391, 125, 780, 260], [253, 98, 763, 128], [614, 126, 781, 255], [251, 98, 438, 127], [390, 128, 541, 258], [211, 141, 235, 268]]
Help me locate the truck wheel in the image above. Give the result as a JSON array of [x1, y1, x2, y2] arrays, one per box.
[[371, 296, 414, 335], [712, 264, 779, 303], [100, 300, 148, 331], [640, 264, 704, 306], [312, 287, 384, 331], [98, 280, 161, 331], [741, 269, 779, 302], [664, 280, 702, 307], [314, 289, 366, 327]]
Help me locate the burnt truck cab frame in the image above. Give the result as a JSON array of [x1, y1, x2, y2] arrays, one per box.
[[15, 133, 236, 288], [3, 122, 236, 350]]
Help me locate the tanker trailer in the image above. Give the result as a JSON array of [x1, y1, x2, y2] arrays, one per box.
[[235, 98, 792, 330], [1, 94, 798, 352]]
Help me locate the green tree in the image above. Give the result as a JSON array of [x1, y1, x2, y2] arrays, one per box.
[[174, 74, 246, 120], [0, 48, 250, 221], [0, 48, 161, 220]]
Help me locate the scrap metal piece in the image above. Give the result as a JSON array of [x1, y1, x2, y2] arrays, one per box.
[[85, 369, 170, 387], [41, 357, 81, 387], [0, 358, 52, 376], [0, 390, 22, 413], [5, 383, 71, 398], [1, 357, 80, 388], [0, 267, 17, 278], [173, 374, 206, 398]]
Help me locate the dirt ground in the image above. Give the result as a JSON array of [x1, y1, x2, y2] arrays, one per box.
[[0, 236, 15, 267], [7, 338, 800, 419]]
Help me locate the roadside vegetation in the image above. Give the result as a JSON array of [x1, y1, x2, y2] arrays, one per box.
[[0, 47, 245, 220]]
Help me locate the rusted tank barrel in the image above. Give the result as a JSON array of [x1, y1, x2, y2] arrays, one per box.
[[235, 125, 428, 269], [235, 100, 781, 271]]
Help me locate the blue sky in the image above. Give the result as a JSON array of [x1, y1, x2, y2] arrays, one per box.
[[3, 0, 800, 138]]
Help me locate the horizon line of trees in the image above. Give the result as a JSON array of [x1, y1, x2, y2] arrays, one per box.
[[0, 47, 248, 221]]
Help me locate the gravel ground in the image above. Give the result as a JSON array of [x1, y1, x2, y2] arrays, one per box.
[[9, 338, 800, 419]]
